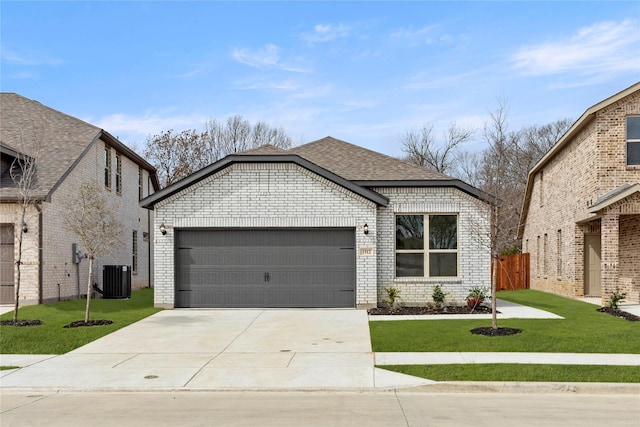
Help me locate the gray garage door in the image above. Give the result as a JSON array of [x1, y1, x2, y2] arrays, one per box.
[[175, 229, 356, 308]]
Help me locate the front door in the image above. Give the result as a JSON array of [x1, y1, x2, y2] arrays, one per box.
[[0, 224, 15, 304], [584, 234, 601, 296]]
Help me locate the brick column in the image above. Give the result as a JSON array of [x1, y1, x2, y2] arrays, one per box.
[[600, 213, 619, 305]]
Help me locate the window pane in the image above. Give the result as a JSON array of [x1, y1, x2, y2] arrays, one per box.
[[429, 253, 457, 277], [628, 142, 640, 165], [628, 117, 640, 140], [396, 215, 424, 249], [429, 215, 457, 249], [396, 253, 424, 277]]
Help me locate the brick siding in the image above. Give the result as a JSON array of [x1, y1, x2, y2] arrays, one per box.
[[522, 89, 640, 303]]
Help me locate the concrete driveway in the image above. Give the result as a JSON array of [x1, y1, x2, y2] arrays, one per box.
[[0, 309, 430, 390]]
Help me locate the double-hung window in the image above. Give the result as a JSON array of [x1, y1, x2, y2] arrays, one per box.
[[395, 214, 458, 277], [627, 116, 640, 166]]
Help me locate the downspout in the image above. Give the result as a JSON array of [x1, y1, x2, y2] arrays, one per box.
[[35, 201, 43, 304]]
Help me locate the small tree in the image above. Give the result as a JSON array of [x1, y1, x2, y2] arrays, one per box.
[[64, 182, 123, 323], [9, 150, 39, 322]]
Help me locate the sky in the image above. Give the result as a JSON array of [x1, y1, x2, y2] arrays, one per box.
[[2, 1, 639, 157]]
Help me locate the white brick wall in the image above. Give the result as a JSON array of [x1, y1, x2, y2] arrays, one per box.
[[153, 163, 378, 308], [375, 187, 492, 305], [152, 162, 492, 309]]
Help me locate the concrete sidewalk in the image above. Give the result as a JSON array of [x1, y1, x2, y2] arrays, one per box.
[[2, 299, 639, 392]]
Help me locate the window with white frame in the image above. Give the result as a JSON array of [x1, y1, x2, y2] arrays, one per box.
[[627, 116, 640, 166], [395, 214, 458, 278]]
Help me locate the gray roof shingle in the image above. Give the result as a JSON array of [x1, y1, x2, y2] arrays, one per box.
[[0, 93, 157, 201], [288, 136, 451, 181]]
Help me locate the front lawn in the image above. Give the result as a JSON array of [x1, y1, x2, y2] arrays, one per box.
[[0, 288, 160, 354], [379, 364, 640, 383], [369, 290, 640, 354]]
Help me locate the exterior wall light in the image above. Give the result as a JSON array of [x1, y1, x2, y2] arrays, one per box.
[[22, 222, 28, 234], [159, 223, 167, 235], [363, 224, 369, 235]]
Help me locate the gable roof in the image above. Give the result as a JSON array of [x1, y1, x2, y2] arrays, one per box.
[[142, 136, 493, 209], [518, 82, 640, 238], [140, 154, 390, 209], [588, 183, 640, 214], [0, 93, 159, 202]]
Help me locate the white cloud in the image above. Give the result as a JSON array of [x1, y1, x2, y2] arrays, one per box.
[[232, 44, 281, 69], [89, 111, 209, 145], [390, 25, 439, 45], [1, 48, 64, 66], [301, 23, 350, 43], [511, 19, 640, 77]]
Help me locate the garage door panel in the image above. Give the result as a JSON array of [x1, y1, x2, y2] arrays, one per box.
[[175, 229, 355, 308]]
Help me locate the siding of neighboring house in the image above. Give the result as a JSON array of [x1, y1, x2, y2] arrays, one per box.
[[522, 87, 640, 301], [153, 162, 378, 308], [375, 186, 491, 304], [0, 203, 40, 305], [40, 138, 155, 303], [0, 93, 158, 306]]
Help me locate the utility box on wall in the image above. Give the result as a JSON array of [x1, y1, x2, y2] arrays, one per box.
[[102, 265, 132, 299]]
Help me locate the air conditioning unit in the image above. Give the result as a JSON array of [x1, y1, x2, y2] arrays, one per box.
[[102, 265, 132, 299]]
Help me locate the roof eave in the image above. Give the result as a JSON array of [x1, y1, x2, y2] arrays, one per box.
[[100, 131, 160, 191], [519, 82, 640, 239], [355, 179, 497, 206], [587, 183, 640, 213]]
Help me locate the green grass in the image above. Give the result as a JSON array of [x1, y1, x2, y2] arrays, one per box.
[[379, 364, 640, 383], [0, 288, 161, 354], [369, 290, 640, 354]]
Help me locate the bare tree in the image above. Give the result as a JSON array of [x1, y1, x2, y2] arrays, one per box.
[[401, 122, 474, 175], [143, 129, 205, 187], [145, 116, 293, 188], [64, 182, 123, 323], [9, 149, 39, 322]]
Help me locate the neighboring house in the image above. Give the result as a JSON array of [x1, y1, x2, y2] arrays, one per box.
[[518, 82, 640, 305], [141, 137, 492, 309], [0, 93, 159, 305]]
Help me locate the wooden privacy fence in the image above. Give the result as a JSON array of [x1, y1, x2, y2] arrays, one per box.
[[495, 253, 530, 292]]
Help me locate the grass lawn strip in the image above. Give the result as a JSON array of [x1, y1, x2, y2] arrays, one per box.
[[0, 288, 160, 354], [369, 290, 640, 354], [379, 364, 640, 383]]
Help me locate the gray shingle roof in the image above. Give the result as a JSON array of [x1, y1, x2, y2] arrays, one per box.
[[288, 136, 451, 181], [0, 93, 157, 201]]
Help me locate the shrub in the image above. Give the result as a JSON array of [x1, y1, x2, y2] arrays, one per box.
[[431, 285, 447, 308], [383, 287, 401, 307], [607, 287, 627, 310]]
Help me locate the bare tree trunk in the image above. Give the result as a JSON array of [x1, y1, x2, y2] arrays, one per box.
[[85, 256, 93, 323], [491, 255, 498, 329], [13, 207, 27, 322], [13, 234, 23, 322]]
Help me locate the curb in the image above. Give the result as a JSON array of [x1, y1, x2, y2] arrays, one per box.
[[402, 381, 640, 395], [2, 381, 639, 395]]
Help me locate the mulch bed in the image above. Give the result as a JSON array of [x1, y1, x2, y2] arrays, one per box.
[[470, 326, 522, 336], [63, 319, 113, 328], [0, 319, 43, 327], [368, 305, 495, 315], [596, 307, 640, 322]]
